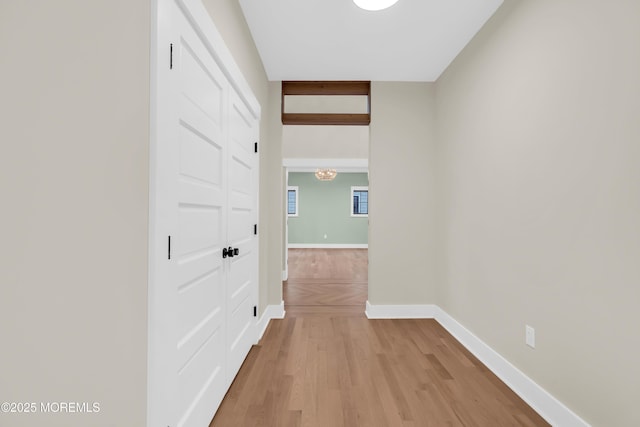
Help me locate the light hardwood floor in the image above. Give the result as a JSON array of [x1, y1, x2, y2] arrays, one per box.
[[285, 249, 367, 317], [211, 249, 549, 426]]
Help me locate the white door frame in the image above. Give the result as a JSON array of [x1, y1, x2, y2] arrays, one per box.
[[282, 158, 368, 280], [149, 1, 261, 425]]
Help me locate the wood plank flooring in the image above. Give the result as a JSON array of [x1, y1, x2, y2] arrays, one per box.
[[284, 249, 367, 317], [210, 249, 549, 427]]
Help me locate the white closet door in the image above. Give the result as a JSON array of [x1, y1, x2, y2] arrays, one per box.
[[150, 1, 261, 426], [172, 2, 229, 426], [226, 90, 259, 381]]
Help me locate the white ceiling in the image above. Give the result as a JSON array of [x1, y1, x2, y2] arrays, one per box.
[[239, 0, 503, 82]]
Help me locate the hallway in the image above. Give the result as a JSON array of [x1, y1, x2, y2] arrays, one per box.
[[210, 250, 548, 426]]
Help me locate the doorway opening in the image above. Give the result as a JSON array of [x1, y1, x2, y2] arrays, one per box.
[[283, 159, 369, 316]]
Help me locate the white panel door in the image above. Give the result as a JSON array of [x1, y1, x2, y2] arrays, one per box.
[[150, 1, 260, 426], [226, 90, 259, 381], [172, 2, 229, 426]]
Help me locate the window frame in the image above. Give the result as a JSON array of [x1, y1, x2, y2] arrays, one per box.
[[350, 186, 369, 217], [287, 186, 299, 217]]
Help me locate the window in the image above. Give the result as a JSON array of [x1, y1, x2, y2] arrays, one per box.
[[287, 186, 298, 216], [351, 186, 368, 216]]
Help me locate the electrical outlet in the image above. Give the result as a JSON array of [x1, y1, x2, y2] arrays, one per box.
[[323, 234, 327, 239], [525, 325, 535, 348]]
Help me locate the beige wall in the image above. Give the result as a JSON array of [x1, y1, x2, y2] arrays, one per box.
[[368, 82, 438, 305], [282, 93, 369, 159], [266, 81, 285, 305], [202, 0, 266, 103], [283, 125, 369, 159], [0, 1, 150, 426], [202, 0, 282, 313], [435, 1, 640, 425]]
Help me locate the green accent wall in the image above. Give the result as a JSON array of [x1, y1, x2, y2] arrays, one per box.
[[288, 172, 368, 244]]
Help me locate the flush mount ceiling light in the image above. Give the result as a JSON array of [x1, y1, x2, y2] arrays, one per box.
[[353, 0, 400, 11], [315, 168, 337, 181]]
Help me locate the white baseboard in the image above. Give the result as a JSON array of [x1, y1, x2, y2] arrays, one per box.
[[288, 243, 368, 249], [365, 302, 590, 427], [433, 307, 590, 427], [365, 300, 437, 319], [256, 301, 285, 342]]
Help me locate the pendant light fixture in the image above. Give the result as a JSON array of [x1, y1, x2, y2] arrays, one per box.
[[315, 168, 337, 181], [353, 0, 400, 12]]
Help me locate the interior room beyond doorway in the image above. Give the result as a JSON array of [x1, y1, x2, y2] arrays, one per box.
[[284, 168, 369, 316]]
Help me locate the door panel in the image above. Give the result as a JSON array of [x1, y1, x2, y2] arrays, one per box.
[[179, 126, 223, 187], [226, 91, 258, 380], [173, 2, 228, 426], [176, 326, 224, 427], [177, 206, 221, 257]]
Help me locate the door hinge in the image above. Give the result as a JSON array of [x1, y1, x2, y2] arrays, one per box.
[[253, 306, 257, 317], [168, 235, 171, 260], [170, 43, 173, 69], [254, 224, 257, 235], [254, 142, 258, 153]]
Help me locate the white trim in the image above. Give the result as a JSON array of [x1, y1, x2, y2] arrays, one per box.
[[289, 243, 368, 249], [147, 2, 163, 426], [284, 170, 289, 282], [433, 307, 590, 427], [364, 302, 591, 427], [365, 301, 437, 319], [283, 158, 368, 173], [256, 302, 286, 342]]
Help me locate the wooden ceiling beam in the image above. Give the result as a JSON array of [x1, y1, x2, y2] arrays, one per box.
[[281, 113, 370, 126], [282, 81, 370, 96]]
